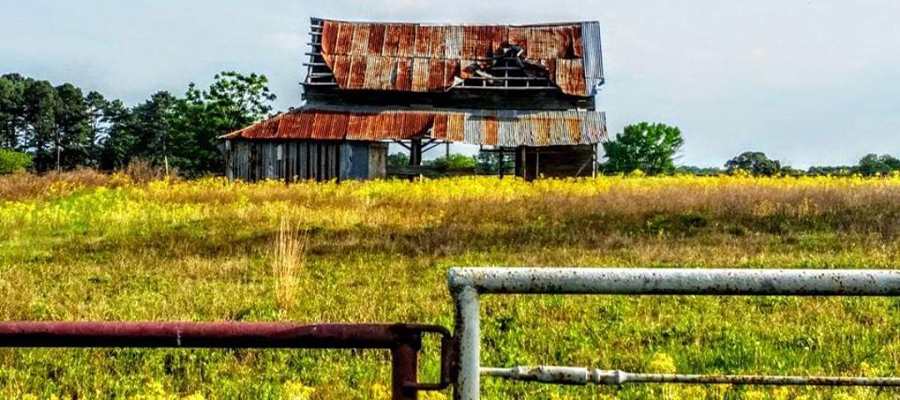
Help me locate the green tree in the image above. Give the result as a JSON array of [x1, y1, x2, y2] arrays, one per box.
[[85, 91, 109, 168], [602, 122, 684, 175], [99, 100, 135, 170], [22, 79, 58, 172], [53, 83, 90, 170], [170, 72, 276, 176], [0, 148, 32, 174], [426, 154, 476, 171], [858, 154, 900, 176], [130, 91, 177, 170], [0, 74, 27, 149], [387, 152, 410, 169], [725, 151, 782, 176], [476, 152, 500, 175]]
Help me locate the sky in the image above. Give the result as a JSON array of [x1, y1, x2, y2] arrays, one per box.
[[2, 0, 899, 168]]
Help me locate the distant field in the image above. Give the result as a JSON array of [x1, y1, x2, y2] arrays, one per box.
[[2, 172, 900, 400]]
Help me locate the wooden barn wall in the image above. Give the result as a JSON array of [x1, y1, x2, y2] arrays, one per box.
[[225, 140, 387, 182], [368, 143, 388, 179], [517, 145, 595, 179]]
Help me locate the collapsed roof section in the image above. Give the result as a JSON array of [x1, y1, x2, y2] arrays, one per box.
[[221, 105, 607, 147], [304, 18, 604, 97]]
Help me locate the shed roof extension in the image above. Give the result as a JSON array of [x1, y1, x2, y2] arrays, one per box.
[[221, 106, 607, 147], [306, 18, 604, 97]]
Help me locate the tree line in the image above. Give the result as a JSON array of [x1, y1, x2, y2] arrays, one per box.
[[601, 122, 900, 177], [0, 72, 276, 176]]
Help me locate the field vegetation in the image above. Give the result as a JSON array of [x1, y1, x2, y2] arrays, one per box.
[[2, 171, 900, 399]]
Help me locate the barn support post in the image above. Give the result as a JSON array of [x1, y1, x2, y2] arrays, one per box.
[[498, 150, 504, 179], [410, 139, 423, 181]]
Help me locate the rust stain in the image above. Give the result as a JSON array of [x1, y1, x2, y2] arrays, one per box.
[[395, 58, 412, 91], [331, 55, 352, 87], [427, 60, 445, 91], [348, 55, 368, 88], [414, 25, 432, 57], [444, 60, 460, 87], [334, 22, 354, 55], [412, 58, 430, 91], [321, 21, 339, 54], [483, 116, 499, 146], [350, 24, 371, 55], [368, 24, 386, 54], [395, 24, 416, 57]]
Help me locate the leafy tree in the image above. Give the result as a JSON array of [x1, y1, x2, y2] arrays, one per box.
[[476, 152, 500, 175], [85, 91, 109, 168], [99, 100, 135, 170], [0, 148, 31, 174], [387, 152, 410, 169], [22, 79, 58, 172], [130, 91, 177, 169], [170, 72, 276, 176], [858, 154, 900, 176], [0, 74, 26, 149], [602, 122, 683, 175], [807, 165, 855, 177], [53, 83, 90, 170], [725, 151, 782, 176], [675, 165, 722, 176], [426, 154, 476, 171]]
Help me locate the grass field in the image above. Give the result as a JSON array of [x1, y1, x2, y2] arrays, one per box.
[[2, 171, 900, 399]]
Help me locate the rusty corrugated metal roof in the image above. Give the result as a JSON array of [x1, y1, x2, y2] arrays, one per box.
[[309, 18, 604, 97], [221, 106, 607, 146]]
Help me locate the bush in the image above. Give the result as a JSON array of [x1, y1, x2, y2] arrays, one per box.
[[0, 149, 32, 174], [427, 154, 476, 171]]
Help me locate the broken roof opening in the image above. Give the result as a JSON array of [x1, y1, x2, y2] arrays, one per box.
[[303, 18, 604, 97]]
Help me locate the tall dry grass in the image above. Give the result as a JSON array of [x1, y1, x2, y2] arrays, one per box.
[[0, 168, 111, 201], [272, 216, 307, 311]]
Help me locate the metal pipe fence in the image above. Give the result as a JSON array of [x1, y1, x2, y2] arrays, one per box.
[[0, 322, 452, 400], [449, 267, 900, 400]]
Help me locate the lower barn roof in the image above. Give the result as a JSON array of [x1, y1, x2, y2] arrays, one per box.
[[221, 106, 607, 147]]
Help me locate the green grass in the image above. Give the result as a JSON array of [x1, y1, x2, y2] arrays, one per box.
[[1, 175, 900, 399]]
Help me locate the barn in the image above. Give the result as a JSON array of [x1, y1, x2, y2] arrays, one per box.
[[221, 17, 607, 182]]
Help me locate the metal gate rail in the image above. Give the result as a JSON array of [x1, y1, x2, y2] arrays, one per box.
[[449, 267, 900, 400], [0, 322, 451, 400]]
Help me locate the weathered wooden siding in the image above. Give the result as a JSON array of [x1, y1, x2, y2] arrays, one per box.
[[224, 140, 387, 182]]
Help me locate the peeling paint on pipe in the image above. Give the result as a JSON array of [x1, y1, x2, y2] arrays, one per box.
[[482, 366, 900, 387], [448, 268, 900, 296]]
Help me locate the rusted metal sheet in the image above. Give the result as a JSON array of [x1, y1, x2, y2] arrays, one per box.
[[581, 21, 604, 95], [348, 55, 368, 88], [412, 58, 430, 91], [368, 24, 386, 54], [331, 55, 352, 88], [334, 22, 355, 55], [351, 24, 371, 55], [312, 19, 605, 96], [395, 58, 412, 91], [221, 107, 606, 146]]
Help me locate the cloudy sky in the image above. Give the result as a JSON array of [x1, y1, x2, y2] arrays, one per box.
[[3, 0, 899, 168]]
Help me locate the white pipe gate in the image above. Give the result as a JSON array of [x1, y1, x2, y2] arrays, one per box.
[[449, 268, 900, 400]]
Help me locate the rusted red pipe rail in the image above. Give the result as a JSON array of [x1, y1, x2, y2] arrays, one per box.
[[0, 322, 452, 400]]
